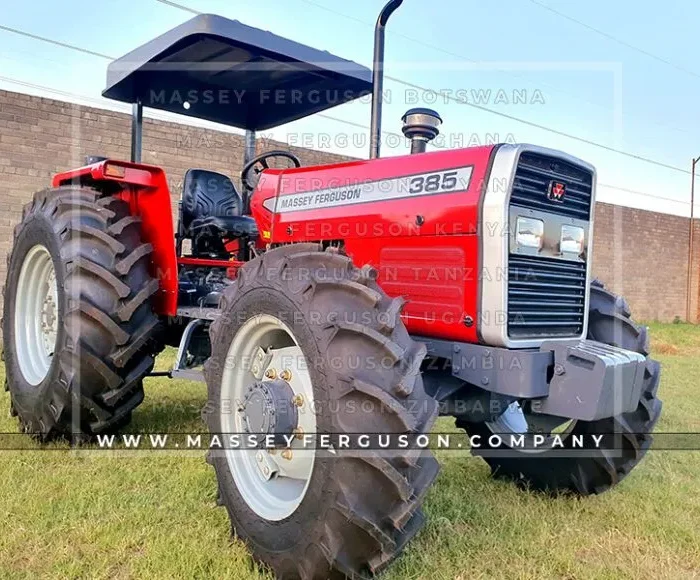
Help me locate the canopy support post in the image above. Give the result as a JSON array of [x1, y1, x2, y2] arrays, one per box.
[[244, 129, 256, 166], [131, 100, 143, 163]]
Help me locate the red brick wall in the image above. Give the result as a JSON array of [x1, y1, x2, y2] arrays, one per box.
[[0, 88, 695, 326]]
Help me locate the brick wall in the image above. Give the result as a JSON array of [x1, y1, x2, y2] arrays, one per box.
[[0, 88, 696, 324], [591, 203, 700, 322]]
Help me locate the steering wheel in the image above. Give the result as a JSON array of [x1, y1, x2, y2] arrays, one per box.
[[241, 150, 302, 192]]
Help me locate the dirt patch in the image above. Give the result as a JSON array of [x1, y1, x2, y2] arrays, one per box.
[[653, 340, 680, 355]]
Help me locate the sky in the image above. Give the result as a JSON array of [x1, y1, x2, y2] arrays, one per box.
[[0, 0, 698, 216]]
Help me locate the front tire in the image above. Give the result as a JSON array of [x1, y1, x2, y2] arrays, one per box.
[[204, 244, 439, 579], [459, 280, 662, 495], [3, 187, 162, 439]]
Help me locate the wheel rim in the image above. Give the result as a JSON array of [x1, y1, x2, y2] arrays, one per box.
[[220, 314, 317, 521], [14, 245, 59, 386], [487, 402, 577, 454]]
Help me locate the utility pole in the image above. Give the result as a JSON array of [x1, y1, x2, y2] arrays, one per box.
[[687, 156, 700, 322]]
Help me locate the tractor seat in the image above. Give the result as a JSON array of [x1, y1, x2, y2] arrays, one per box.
[[189, 215, 258, 237], [182, 169, 258, 239]]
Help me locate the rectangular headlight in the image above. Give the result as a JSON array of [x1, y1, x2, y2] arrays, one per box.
[[515, 217, 544, 250], [561, 225, 585, 255]]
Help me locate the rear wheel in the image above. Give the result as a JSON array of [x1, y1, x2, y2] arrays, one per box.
[[3, 186, 162, 439], [459, 281, 662, 495], [204, 244, 439, 579]]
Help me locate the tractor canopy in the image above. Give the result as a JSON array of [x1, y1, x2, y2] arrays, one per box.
[[102, 14, 373, 131]]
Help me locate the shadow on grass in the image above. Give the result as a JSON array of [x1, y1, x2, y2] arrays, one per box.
[[131, 378, 208, 434]]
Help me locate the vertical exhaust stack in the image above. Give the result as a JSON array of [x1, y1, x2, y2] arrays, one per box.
[[402, 108, 442, 154], [369, 0, 404, 160]]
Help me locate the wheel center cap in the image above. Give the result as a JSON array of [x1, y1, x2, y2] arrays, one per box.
[[240, 378, 298, 444]]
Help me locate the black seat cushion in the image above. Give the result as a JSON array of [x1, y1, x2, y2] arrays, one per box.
[[182, 169, 245, 235], [189, 215, 259, 238]]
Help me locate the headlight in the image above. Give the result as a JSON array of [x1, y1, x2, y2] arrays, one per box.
[[561, 225, 585, 255], [515, 217, 544, 250]]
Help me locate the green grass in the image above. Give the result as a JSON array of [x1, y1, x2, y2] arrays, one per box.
[[1, 325, 700, 579]]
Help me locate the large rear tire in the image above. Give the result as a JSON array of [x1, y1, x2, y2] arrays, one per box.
[[459, 280, 662, 495], [204, 244, 439, 579], [3, 186, 162, 439]]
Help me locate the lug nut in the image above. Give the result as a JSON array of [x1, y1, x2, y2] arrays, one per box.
[[265, 368, 277, 379], [293, 427, 304, 440], [263, 466, 270, 476], [280, 369, 292, 382], [281, 449, 293, 461], [292, 394, 304, 407]]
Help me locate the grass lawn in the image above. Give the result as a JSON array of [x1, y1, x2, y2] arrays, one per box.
[[1, 323, 700, 579]]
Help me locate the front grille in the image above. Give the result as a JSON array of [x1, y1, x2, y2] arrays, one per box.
[[510, 152, 593, 220], [507, 254, 586, 339]]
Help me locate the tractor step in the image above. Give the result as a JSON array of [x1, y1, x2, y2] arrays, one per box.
[[172, 318, 207, 383], [176, 306, 220, 320]]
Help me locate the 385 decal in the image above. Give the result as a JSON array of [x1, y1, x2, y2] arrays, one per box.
[[267, 165, 474, 213], [409, 171, 460, 194]]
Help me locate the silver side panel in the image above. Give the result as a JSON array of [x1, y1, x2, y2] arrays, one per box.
[[479, 144, 597, 348]]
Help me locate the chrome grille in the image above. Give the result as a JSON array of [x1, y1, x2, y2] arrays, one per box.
[[510, 152, 593, 220], [507, 255, 586, 339]]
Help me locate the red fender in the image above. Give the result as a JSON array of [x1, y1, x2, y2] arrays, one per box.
[[53, 160, 178, 316]]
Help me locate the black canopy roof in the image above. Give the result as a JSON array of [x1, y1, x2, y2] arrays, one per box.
[[103, 14, 373, 131]]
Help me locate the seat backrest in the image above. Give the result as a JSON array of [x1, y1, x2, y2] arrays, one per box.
[[181, 169, 242, 232]]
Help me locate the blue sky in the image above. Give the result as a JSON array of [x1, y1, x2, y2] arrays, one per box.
[[0, 0, 698, 216]]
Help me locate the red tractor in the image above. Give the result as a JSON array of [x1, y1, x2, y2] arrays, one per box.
[[3, 2, 661, 578]]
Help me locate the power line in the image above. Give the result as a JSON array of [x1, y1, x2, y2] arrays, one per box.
[[0, 71, 688, 208], [388, 75, 693, 175], [151, 0, 692, 176], [1, 3, 693, 171], [527, 0, 700, 80], [296, 0, 692, 139], [0, 24, 111, 59], [0, 16, 693, 207], [0, 20, 427, 146], [599, 182, 690, 206], [153, 0, 199, 14]]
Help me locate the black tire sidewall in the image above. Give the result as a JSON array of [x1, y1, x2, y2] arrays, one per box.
[[3, 212, 65, 421]]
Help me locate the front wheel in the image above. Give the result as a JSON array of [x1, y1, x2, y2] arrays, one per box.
[[204, 244, 439, 578], [459, 281, 662, 495]]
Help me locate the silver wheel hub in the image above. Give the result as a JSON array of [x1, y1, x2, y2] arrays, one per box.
[[14, 245, 59, 386], [220, 314, 316, 521]]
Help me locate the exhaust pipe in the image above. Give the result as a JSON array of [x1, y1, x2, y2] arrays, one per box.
[[369, 0, 404, 160]]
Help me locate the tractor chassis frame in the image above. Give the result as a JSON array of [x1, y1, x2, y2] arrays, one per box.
[[152, 310, 648, 425]]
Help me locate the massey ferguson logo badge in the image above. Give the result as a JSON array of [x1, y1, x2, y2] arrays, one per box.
[[548, 181, 566, 202]]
